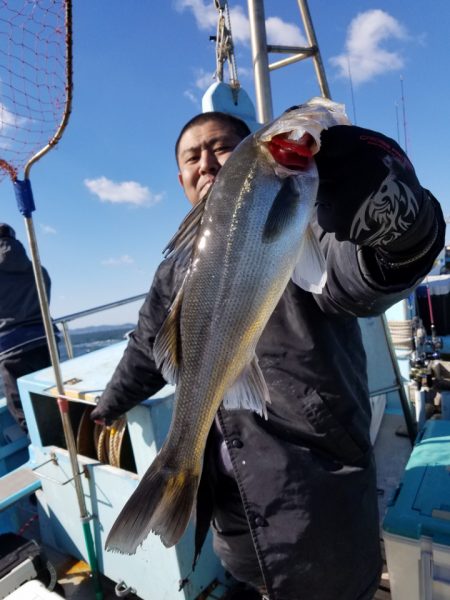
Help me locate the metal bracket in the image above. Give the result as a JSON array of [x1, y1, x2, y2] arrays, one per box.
[[115, 580, 137, 597], [32, 453, 86, 486]]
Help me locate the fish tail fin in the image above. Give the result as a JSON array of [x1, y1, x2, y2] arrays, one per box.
[[105, 451, 200, 554]]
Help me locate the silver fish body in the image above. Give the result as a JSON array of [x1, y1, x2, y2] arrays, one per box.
[[106, 97, 350, 554], [176, 134, 316, 423]]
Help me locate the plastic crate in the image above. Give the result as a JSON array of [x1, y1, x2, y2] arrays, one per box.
[[383, 420, 450, 599]]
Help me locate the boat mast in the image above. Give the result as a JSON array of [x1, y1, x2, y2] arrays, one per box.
[[247, 0, 273, 124], [247, 0, 330, 124]]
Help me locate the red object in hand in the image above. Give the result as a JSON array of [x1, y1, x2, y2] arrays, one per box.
[[267, 133, 314, 170]]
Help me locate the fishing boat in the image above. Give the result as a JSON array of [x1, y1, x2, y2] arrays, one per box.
[[1, 2, 449, 599]]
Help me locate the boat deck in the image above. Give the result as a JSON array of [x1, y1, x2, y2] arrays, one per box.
[[45, 412, 409, 600], [43, 558, 392, 600], [2, 405, 410, 600], [49, 552, 393, 600], [372, 410, 413, 600]]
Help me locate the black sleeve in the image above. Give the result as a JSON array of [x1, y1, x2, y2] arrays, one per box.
[[91, 257, 184, 422], [313, 190, 445, 317], [366, 191, 445, 285]]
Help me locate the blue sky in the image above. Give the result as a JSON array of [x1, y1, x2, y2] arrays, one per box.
[[1, 1, 449, 327]]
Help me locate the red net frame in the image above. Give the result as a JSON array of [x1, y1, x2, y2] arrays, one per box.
[[0, 0, 71, 182]]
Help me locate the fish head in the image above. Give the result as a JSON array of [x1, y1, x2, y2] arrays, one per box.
[[256, 97, 351, 177]]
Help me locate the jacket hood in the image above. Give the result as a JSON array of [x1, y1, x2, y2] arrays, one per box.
[[0, 238, 32, 273]]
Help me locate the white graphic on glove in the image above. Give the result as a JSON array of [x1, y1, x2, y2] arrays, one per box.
[[350, 167, 419, 247]]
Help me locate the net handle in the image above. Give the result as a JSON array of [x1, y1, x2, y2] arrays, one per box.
[[17, 4, 103, 596]]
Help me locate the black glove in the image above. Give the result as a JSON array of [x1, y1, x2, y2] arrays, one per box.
[[314, 125, 425, 250], [90, 404, 114, 427]]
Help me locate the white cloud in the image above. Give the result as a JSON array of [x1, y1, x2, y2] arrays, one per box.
[[101, 255, 135, 267], [0, 103, 28, 152], [330, 10, 408, 85], [265, 17, 306, 46], [40, 223, 57, 235], [228, 5, 252, 44], [236, 65, 253, 80], [183, 89, 200, 106], [183, 68, 215, 109], [176, 0, 304, 47], [182, 66, 216, 109], [0, 102, 28, 129], [84, 176, 163, 206], [175, 0, 217, 30], [194, 68, 215, 91]]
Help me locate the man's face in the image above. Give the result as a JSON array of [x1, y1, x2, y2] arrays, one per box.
[[177, 121, 243, 206]]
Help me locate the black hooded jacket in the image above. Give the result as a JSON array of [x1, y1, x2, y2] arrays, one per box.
[[93, 191, 444, 599], [0, 236, 50, 359]]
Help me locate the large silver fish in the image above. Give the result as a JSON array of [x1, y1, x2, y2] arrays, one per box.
[[106, 97, 350, 554]]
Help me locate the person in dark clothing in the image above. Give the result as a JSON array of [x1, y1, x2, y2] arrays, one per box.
[[0, 223, 52, 432], [91, 111, 445, 600], [440, 245, 450, 274]]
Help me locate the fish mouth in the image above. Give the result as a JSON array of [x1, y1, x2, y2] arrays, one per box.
[[266, 133, 314, 170]]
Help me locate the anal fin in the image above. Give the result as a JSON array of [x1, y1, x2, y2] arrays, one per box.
[[222, 356, 270, 419]]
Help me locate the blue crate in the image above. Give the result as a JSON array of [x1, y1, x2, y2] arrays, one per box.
[[383, 419, 450, 599], [0, 399, 30, 534], [0, 400, 29, 477]]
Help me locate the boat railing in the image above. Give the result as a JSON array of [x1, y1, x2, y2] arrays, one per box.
[[54, 293, 147, 359]]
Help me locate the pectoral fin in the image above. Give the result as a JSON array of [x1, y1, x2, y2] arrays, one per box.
[[222, 356, 270, 419], [263, 177, 301, 243], [153, 286, 184, 384], [291, 224, 327, 293]]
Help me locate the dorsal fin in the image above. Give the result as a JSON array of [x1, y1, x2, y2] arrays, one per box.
[[163, 196, 207, 260], [155, 197, 209, 382]]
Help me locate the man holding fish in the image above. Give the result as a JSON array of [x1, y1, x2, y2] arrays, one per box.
[[91, 98, 444, 600]]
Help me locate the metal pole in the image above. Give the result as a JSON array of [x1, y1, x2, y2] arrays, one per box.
[[381, 314, 417, 444], [23, 217, 90, 511], [247, 0, 273, 123], [60, 321, 74, 359], [54, 293, 146, 324], [296, 0, 331, 99], [23, 215, 103, 599], [269, 51, 315, 71], [7, 2, 102, 594]]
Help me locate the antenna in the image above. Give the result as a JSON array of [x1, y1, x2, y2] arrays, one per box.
[[346, 54, 357, 124], [395, 102, 401, 145], [400, 75, 409, 155]]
